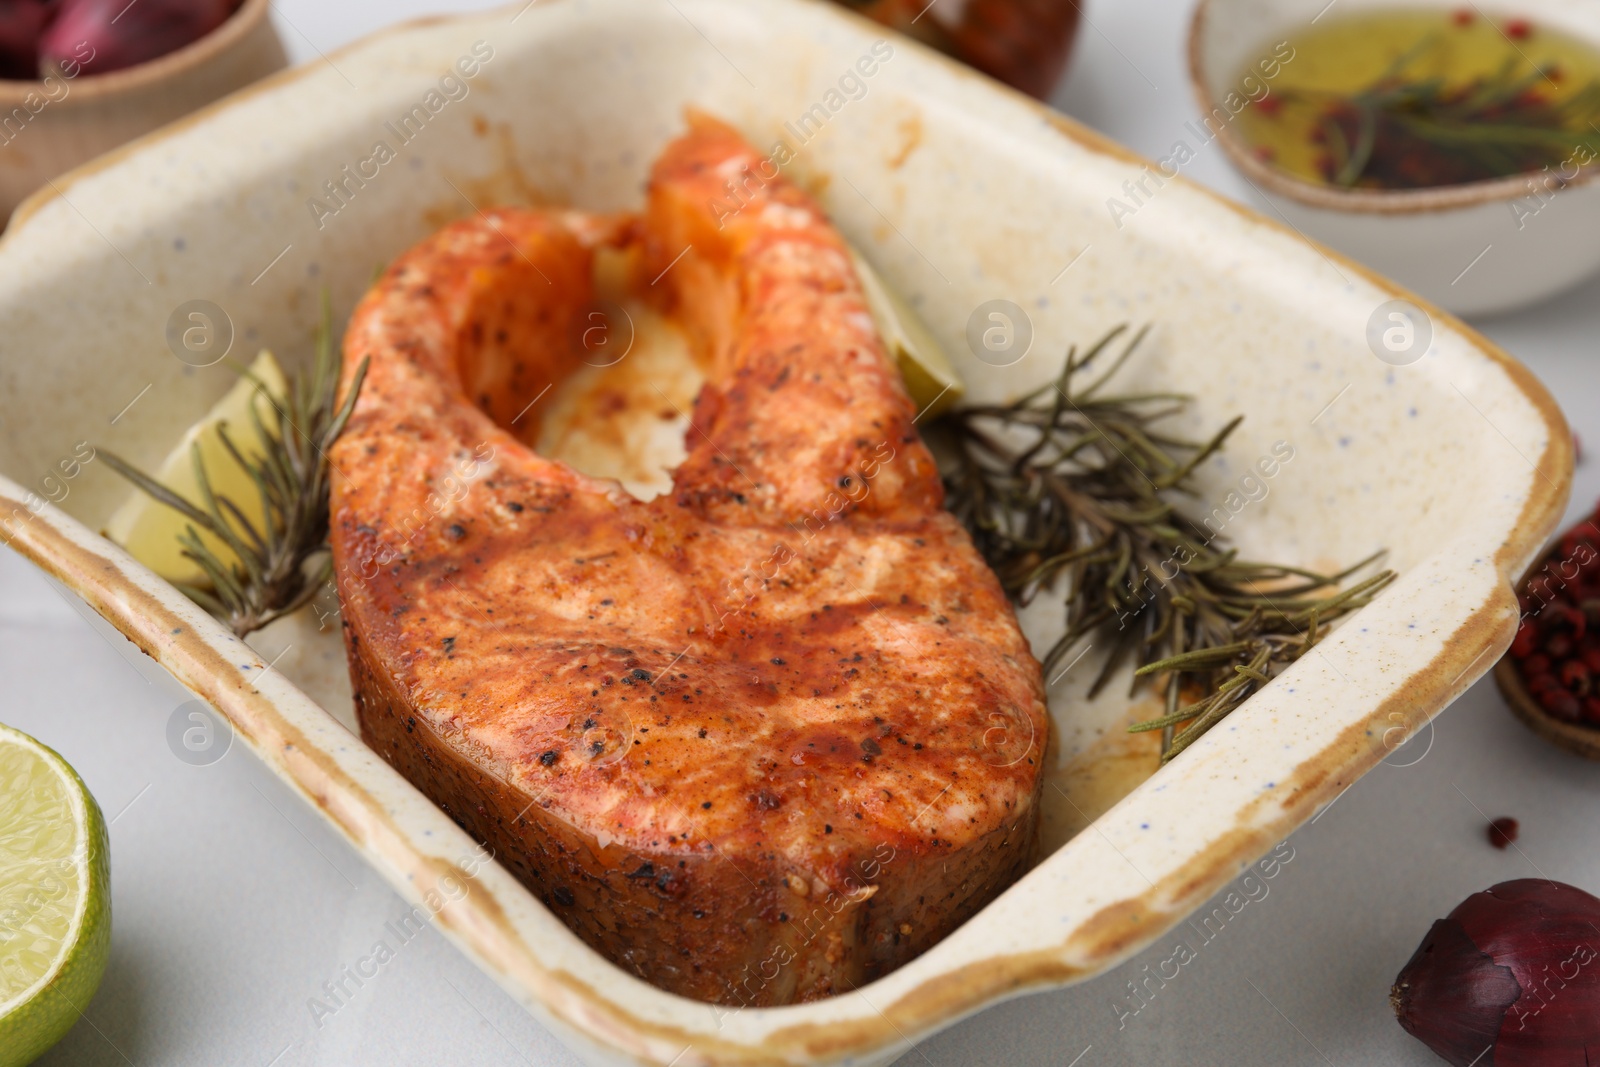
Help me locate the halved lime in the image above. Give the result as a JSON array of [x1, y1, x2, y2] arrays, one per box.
[[0, 722, 111, 1067], [104, 350, 289, 586], [847, 245, 965, 420]]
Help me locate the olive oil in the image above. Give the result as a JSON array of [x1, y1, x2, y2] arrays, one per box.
[[1234, 9, 1600, 189]]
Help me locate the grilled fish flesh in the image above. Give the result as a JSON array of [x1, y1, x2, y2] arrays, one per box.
[[329, 115, 1048, 1005]]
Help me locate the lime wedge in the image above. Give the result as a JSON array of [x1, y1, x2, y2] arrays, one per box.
[[0, 722, 111, 1067], [105, 351, 289, 586], [847, 245, 965, 420]]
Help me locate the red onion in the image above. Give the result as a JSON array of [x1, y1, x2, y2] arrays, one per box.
[[1392, 879, 1600, 1065], [38, 0, 237, 77], [0, 1, 52, 80]]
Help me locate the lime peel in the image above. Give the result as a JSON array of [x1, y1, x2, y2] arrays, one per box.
[[847, 245, 965, 420], [0, 722, 111, 1067]]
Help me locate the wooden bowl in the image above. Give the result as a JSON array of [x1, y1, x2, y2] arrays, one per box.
[[1496, 656, 1600, 760], [1495, 545, 1600, 760], [0, 0, 286, 221]]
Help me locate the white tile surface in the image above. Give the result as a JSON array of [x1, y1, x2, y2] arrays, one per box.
[[6, 1, 1599, 1063]]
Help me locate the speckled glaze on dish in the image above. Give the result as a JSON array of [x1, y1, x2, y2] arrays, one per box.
[[0, 1, 1571, 1064], [1189, 0, 1600, 316]]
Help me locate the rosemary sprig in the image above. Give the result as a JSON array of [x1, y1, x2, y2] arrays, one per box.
[[1285, 35, 1600, 188], [102, 297, 367, 638], [932, 325, 1396, 762]]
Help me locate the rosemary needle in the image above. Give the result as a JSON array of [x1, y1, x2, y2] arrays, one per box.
[[932, 325, 1396, 762], [1283, 34, 1600, 189], [102, 296, 367, 639]]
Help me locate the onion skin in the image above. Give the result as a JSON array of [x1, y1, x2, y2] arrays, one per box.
[[1392, 918, 1520, 1065], [1392, 880, 1600, 1065], [0, 1, 51, 81], [38, 0, 236, 77]]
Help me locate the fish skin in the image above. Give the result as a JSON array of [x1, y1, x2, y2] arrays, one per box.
[[329, 116, 1048, 1005]]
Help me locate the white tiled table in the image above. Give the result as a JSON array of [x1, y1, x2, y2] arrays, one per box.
[[6, 2, 1598, 1063]]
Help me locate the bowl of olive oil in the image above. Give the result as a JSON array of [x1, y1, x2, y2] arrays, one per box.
[[1189, 0, 1600, 315]]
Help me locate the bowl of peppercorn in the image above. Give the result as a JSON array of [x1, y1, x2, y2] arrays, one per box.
[[1496, 502, 1600, 759]]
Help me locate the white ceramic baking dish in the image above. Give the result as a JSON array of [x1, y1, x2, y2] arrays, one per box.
[[0, 1, 1570, 1064]]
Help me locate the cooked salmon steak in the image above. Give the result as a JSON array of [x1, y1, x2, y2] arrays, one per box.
[[329, 115, 1048, 1005]]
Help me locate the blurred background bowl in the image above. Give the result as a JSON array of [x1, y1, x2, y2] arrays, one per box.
[[834, 0, 1082, 99], [1188, 0, 1600, 317], [0, 0, 285, 223]]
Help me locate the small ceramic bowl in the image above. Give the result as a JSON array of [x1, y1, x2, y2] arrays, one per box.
[[0, 0, 286, 221], [1189, 0, 1600, 317]]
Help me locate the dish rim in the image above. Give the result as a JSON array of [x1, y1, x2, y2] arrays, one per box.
[[0, 2, 1575, 1062]]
